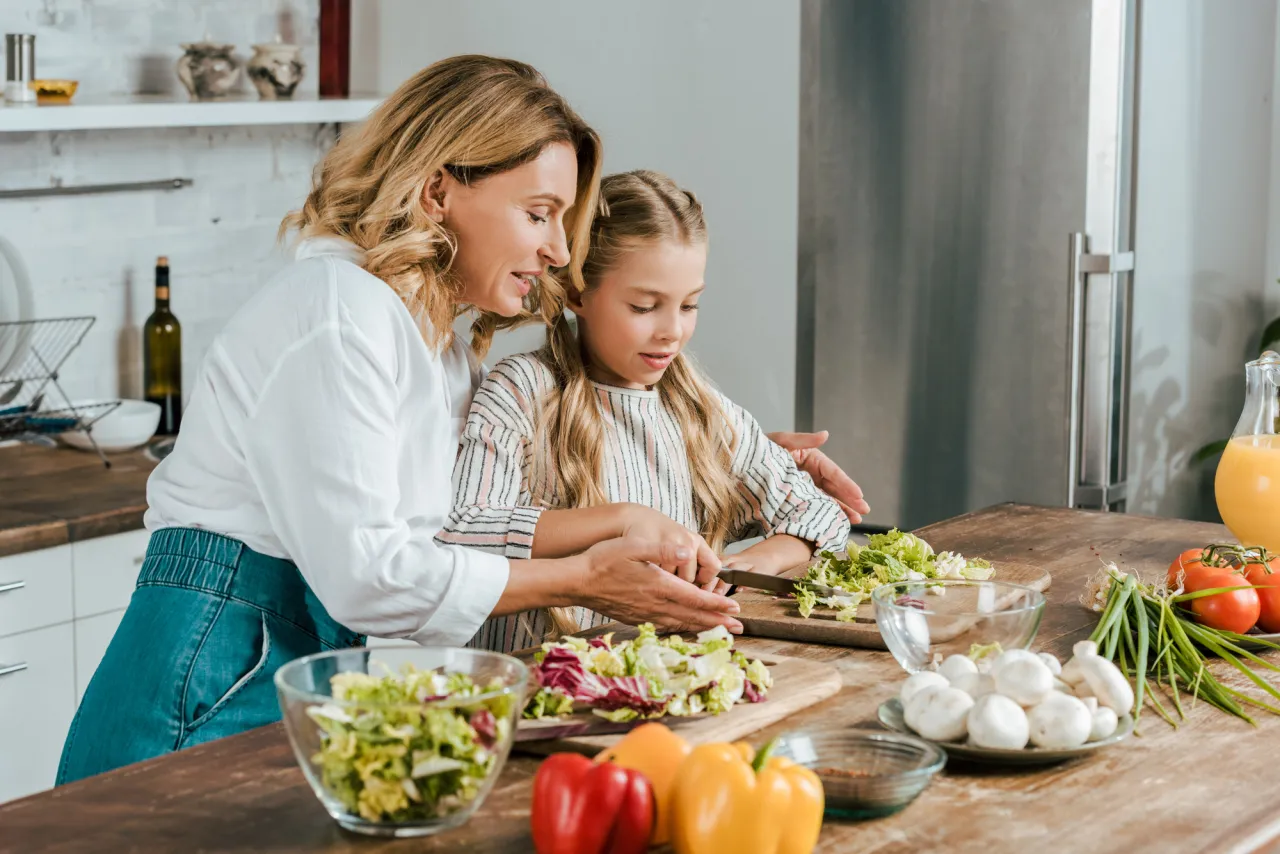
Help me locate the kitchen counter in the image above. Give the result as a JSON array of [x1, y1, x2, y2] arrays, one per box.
[[3, 504, 1271, 853], [0, 443, 157, 558]]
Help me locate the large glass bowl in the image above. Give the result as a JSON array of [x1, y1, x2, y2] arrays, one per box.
[[871, 579, 1045, 673], [772, 729, 945, 819], [275, 646, 528, 838]]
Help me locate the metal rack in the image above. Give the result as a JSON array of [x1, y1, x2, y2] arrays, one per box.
[[0, 317, 119, 467]]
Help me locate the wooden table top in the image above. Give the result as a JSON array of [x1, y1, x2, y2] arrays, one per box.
[[3, 503, 1271, 854], [0, 442, 157, 557]]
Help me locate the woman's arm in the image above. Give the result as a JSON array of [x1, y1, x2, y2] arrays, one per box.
[[767, 430, 871, 523]]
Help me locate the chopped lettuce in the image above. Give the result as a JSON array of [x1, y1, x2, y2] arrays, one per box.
[[306, 665, 512, 824], [796, 529, 995, 619], [523, 623, 770, 721]]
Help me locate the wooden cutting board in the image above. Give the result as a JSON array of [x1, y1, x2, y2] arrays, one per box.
[[513, 650, 842, 757], [734, 562, 1052, 650]]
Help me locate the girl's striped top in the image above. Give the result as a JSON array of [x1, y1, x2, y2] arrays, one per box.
[[436, 352, 851, 653]]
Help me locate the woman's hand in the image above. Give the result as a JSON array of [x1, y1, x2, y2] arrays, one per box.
[[577, 538, 742, 634], [617, 504, 721, 589], [767, 430, 871, 523]]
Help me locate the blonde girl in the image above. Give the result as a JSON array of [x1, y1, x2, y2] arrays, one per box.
[[441, 170, 852, 651]]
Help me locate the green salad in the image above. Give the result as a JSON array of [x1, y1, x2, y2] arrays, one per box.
[[524, 623, 772, 722], [797, 529, 994, 621], [306, 665, 513, 823]]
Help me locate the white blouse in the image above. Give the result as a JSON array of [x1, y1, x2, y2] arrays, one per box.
[[144, 237, 509, 645]]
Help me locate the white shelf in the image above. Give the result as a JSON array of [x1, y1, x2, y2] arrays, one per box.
[[0, 93, 382, 133]]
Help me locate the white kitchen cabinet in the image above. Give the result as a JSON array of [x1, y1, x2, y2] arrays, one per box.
[[0, 622, 76, 803], [72, 529, 149, 618], [73, 609, 126, 702], [0, 545, 73, 639]]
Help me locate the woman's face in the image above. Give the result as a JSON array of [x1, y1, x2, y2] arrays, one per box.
[[429, 141, 579, 317]]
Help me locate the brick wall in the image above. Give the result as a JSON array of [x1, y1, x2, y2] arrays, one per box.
[[0, 0, 330, 401]]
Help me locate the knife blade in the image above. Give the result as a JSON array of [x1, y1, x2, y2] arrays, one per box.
[[717, 568, 844, 599]]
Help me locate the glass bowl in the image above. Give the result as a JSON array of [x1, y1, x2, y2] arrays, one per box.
[[871, 579, 1045, 673], [772, 729, 945, 819], [31, 79, 78, 103], [275, 646, 529, 838]]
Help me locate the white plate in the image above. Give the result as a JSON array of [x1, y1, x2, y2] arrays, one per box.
[[0, 234, 35, 378], [878, 697, 1133, 765]]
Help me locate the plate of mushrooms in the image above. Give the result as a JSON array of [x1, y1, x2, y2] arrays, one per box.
[[878, 640, 1135, 765]]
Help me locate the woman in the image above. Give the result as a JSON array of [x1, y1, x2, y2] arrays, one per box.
[[57, 55, 867, 784]]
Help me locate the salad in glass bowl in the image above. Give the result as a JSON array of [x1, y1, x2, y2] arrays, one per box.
[[275, 646, 527, 837]]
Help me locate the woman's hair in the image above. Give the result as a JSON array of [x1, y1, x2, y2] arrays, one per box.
[[534, 170, 739, 639], [281, 55, 602, 357]]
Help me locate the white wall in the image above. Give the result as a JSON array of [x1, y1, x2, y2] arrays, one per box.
[[354, 0, 802, 431], [0, 1, 329, 403], [1127, 0, 1276, 520]]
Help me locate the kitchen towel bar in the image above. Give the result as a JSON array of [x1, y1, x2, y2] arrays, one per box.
[[0, 177, 193, 200]]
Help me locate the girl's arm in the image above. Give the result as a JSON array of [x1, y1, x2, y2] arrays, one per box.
[[724, 533, 813, 577]]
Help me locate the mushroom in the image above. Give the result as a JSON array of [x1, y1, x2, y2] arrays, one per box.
[[993, 656, 1055, 707], [905, 686, 974, 742], [1060, 640, 1099, 686], [938, 654, 979, 684], [1026, 692, 1092, 749], [967, 693, 1030, 750], [1077, 654, 1134, 716], [1089, 706, 1120, 741], [951, 671, 996, 699], [1038, 652, 1063, 676], [900, 671, 950, 707]]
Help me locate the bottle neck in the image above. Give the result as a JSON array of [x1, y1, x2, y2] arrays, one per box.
[[155, 266, 170, 309]]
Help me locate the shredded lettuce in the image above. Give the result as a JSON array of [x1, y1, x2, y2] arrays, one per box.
[[523, 623, 770, 721], [796, 529, 994, 619], [306, 665, 513, 824]]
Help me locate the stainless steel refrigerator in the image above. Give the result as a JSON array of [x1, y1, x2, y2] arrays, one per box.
[[798, 0, 1139, 530]]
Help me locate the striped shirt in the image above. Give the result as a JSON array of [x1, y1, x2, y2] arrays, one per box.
[[437, 352, 851, 653]]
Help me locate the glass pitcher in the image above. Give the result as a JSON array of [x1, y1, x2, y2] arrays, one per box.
[[1215, 351, 1280, 551]]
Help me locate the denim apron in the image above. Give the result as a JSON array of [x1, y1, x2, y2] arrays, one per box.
[[57, 528, 363, 785]]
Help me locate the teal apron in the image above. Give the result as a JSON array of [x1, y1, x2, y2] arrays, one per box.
[[57, 528, 363, 785]]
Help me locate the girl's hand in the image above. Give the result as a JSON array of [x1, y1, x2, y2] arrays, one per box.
[[618, 504, 721, 588], [767, 430, 871, 523], [578, 538, 742, 634]]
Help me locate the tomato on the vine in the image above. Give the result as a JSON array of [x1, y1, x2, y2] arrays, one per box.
[[1185, 568, 1260, 634], [1241, 552, 1280, 633]]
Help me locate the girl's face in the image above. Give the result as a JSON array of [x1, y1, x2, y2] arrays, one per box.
[[426, 141, 579, 317], [573, 239, 707, 389]]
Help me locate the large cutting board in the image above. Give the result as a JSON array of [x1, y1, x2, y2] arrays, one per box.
[[513, 650, 842, 757], [734, 562, 1052, 650]]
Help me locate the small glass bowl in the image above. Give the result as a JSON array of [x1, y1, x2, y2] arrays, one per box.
[[872, 579, 1045, 673], [275, 646, 528, 838], [31, 79, 78, 103], [773, 729, 946, 819]]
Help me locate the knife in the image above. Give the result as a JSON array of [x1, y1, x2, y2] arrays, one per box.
[[717, 568, 842, 599]]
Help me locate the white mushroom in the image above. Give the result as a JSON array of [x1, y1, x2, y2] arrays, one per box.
[[1038, 652, 1063, 676], [1077, 654, 1134, 716], [1060, 640, 1099, 686], [903, 684, 945, 732], [951, 671, 996, 699], [1081, 696, 1099, 714], [905, 686, 974, 742], [992, 649, 1040, 672], [1071, 679, 1096, 700], [1089, 706, 1119, 742], [900, 671, 950, 707], [993, 656, 1055, 707], [1051, 677, 1071, 694], [967, 693, 1030, 750], [1026, 692, 1092, 749], [938, 654, 979, 684]]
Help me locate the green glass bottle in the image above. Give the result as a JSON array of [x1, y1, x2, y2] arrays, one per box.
[[143, 256, 182, 435]]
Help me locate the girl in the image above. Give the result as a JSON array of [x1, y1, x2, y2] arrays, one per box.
[[440, 170, 851, 652]]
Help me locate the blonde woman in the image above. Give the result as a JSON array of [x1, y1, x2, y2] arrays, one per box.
[[441, 171, 856, 652], [56, 58, 743, 784]]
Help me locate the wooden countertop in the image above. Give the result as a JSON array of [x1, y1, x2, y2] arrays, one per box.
[[3, 504, 1272, 853], [0, 443, 157, 557]]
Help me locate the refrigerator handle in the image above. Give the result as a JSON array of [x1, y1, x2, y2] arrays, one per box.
[[1066, 233, 1087, 508]]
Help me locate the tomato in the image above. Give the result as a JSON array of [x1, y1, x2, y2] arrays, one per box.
[[1167, 546, 1228, 590], [1243, 556, 1280, 633], [1186, 568, 1260, 634]]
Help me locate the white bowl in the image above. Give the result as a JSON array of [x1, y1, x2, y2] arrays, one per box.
[[59, 399, 161, 452]]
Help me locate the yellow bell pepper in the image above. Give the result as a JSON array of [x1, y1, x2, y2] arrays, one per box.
[[594, 722, 691, 845], [669, 740, 824, 854]]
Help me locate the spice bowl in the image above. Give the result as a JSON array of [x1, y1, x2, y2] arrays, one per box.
[[772, 729, 945, 819], [31, 79, 78, 103]]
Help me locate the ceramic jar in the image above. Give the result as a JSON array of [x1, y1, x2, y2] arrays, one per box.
[[246, 42, 305, 100], [176, 42, 241, 100]]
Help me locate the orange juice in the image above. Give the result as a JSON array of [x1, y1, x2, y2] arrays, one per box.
[[1215, 434, 1280, 551]]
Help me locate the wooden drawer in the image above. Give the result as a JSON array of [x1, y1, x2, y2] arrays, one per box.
[[74, 609, 125, 702], [72, 529, 150, 619], [0, 545, 73, 639], [0, 622, 76, 803]]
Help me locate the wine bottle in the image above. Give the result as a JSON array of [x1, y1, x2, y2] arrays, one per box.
[[143, 256, 182, 435]]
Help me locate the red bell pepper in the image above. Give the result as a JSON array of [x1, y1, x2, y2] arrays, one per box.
[[531, 753, 654, 854]]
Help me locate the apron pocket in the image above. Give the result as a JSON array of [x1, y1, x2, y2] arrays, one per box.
[[184, 605, 272, 734]]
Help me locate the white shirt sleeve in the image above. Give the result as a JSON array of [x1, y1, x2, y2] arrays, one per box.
[[238, 320, 510, 646]]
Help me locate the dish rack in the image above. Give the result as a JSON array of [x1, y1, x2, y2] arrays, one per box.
[[0, 317, 120, 467]]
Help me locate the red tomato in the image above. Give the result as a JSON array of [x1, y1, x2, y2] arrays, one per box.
[[1187, 568, 1260, 634], [1243, 557, 1280, 633], [1167, 546, 1228, 590]]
